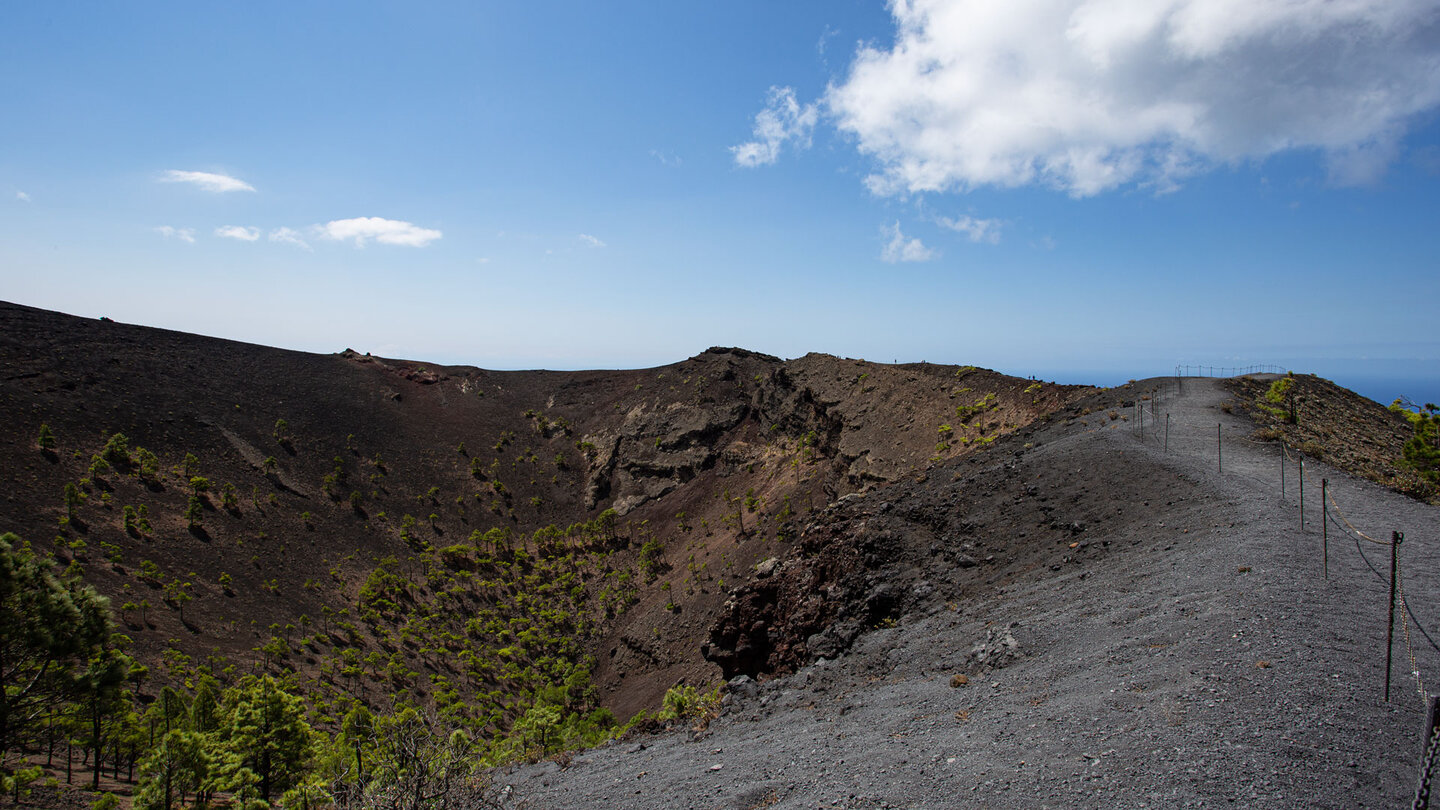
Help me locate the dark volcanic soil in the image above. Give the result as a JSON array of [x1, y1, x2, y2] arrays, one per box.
[[0, 301, 1089, 719], [509, 377, 1440, 808]]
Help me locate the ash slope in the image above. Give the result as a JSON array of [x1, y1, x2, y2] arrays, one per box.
[[511, 377, 1440, 809]]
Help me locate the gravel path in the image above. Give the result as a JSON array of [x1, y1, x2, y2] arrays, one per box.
[[508, 378, 1440, 809]]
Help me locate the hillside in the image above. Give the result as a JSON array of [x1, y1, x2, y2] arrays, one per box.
[[1227, 372, 1437, 504], [0, 300, 1090, 733]]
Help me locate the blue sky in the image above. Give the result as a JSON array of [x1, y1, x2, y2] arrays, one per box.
[[3, 1, 1439, 404]]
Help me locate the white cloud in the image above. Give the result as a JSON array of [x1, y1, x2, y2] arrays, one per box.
[[880, 221, 937, 263], [578, 233, 606, 248], [824, 0, 1440, 196], [938, 214, 1003, 244], [731, 86, 819, 168], [154, 226, 196, 244], [318, 217, 442, 248], [215, 225, 260, 242], [160, 170, 256, 193], [269, 227, 312, 250], [15, 191, 30, 202]]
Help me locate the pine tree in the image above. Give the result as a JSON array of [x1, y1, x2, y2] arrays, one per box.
[[222, 675, 315, 803], [81, 647, 132, 790], [0, 533, 113, 760], [184, 496, 204, 531], [63, 483, 84, 522], [36, 424, 55, 452], [1392, 400, 1440, 485]]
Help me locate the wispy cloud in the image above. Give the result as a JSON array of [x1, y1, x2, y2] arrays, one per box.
[[938, 214, 1002, 245], [269, 227, 312, 251], [819, 0, 1440, 195], [154, 226, 196, 244], [15, 191, 30, 203], [215, 225, 260, 242], [578, 234, 606, 248], [731, 86, 819, 168], [649, 149, 683, 167], [880, 222, 936, 263], [160, 170, 256, 193], [817, 25, 838, 58], [318, 217, 442, 247]]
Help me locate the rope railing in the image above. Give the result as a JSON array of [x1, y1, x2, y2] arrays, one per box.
[[1174, 364, 1287, 378], [1399, 555, 1430, 704], [1326, 488, 1393, 546]]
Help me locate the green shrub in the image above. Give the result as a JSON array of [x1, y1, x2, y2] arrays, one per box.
[[658, 684, 721, 725], [101, 432, 132, 468]]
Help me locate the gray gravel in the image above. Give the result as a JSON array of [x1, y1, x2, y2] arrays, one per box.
[[508, 378, 1440, 809]]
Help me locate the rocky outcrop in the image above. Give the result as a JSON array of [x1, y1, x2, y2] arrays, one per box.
[[703, 509, 918, 679], [582, 399, 752, 514]]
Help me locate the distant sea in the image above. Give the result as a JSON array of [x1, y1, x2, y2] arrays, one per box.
[[1329, 375, 1440, 410]]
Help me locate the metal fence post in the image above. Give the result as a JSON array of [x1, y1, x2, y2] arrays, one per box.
[[1217, 423, 1222, 473], [1321, 479, 1328, 579], [1387, 531, 1405, 702], [1299, 454, 1305, 532]]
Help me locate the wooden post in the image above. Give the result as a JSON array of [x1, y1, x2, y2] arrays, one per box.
[[1387, 531, 1404, 702], [1321, 479, 1328, 580]]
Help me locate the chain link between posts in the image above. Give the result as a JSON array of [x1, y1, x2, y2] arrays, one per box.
[[1416, 721, 1440, 810], [1398, 554, 1431, 704]]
